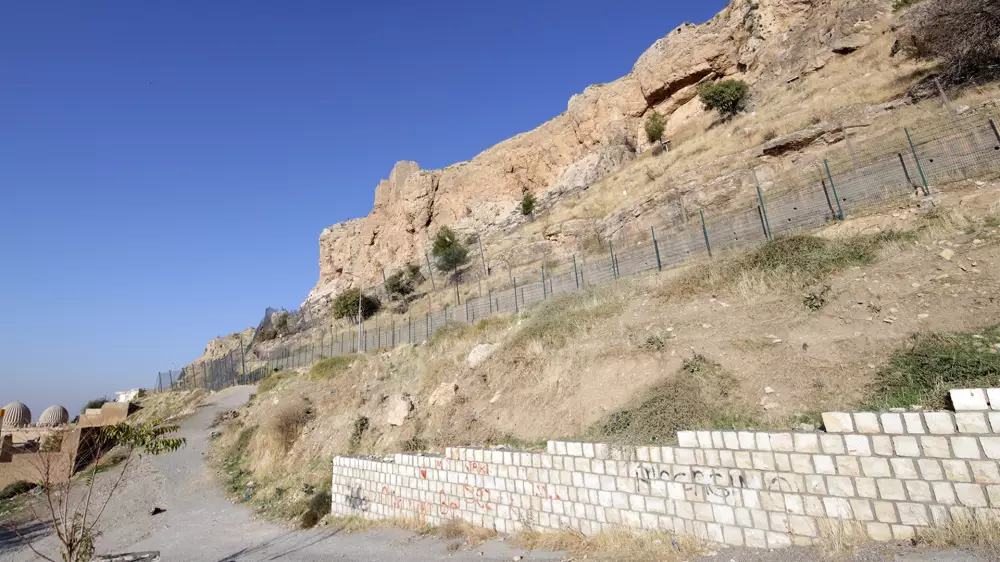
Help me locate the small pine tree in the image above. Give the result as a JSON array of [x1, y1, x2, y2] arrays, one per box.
[[520, 192, 537, 216], [431, 227, 470, 275], [645, 111, 665, 143], [698, 80, 749, 117]]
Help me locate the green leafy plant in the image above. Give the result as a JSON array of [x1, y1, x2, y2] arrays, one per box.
[[431, 226, 470, 279], [520, 192, 537, 216], [331, 287, 381, 321], [644, 111, 665, 143], [385, 264, 424, 300], [5, 421, 185, 562], [698, 80, 749, 117]]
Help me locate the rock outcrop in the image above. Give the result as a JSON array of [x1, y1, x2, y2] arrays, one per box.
[[307, 0, 894, 305]]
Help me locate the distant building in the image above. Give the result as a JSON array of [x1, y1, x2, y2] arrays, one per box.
[[115, 389, 143, 403]]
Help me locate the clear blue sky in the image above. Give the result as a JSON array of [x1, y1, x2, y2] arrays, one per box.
[[0, 0, 727, 417]]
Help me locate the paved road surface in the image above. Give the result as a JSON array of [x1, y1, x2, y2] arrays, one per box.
[[1, 386, 991, 561]]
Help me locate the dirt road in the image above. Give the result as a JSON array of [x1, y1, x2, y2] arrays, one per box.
[[1, 386, 561, 562], [1, 387, 991, 561]]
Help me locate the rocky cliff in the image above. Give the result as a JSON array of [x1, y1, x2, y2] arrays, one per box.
[[307, 0, 892, 305]]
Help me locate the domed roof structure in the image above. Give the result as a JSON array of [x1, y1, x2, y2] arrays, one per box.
[[38, 405, 69, 427], [2, 402, 31, 428]]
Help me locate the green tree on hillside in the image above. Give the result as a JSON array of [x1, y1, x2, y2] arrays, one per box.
[[645, 111, 665, 143], [698, 80, 749, 117], [431, 226, 470, 281]]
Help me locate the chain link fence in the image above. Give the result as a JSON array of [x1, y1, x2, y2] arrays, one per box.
[[156, 107, 1000, 393]]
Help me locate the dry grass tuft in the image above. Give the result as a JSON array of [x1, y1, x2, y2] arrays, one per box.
[[248, 399, 313, 474], [585, 354, 756, 445], [517, 527, 702, 562], [326, 515, 379, 533], [918, 511, 1000, 556], [817, 518, 870, 556], [130, 389, 208, 424], [309, 355, 356, 381], [432, 518, 498, 545], [504, 286, 628, 352], [257, 370, 298, 394]]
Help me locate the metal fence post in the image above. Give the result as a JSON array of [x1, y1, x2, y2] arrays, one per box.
[[824, 160, 846, 220], [408, 316, 412, 344], [425, 311, 429, 340], [756, 185, 773, 241], [651, 227, 662, 271], [572, 255, 580, 288], [990, 119, 1000, 145], [897, 153, 915, 189], [488, 289, 493, 314], [905, 128, 930, 196], [609, 241, 617, 280], [700, 209, 712, 258], [513, 277, 518, 313], [541, 265, 547, 298], [425, 251, 436, 290]]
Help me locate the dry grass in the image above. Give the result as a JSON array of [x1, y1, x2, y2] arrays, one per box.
[[129, 389, 208, 424], [247, 398, 312, 475], [517, 528, 703, 562], [257, 370, 298, 394], [431, 518, 498, 546], [918, 511, 1000, 556], [817, 518, 870, 557], [325, 515, 379, 533]]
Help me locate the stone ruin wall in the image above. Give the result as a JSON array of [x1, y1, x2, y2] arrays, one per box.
[[332, 388, 1000, 549]]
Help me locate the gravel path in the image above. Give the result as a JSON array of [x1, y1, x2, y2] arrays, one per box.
[[1, 386, 991, 561]]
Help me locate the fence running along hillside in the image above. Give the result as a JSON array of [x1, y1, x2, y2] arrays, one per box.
[[156, 107, 1000, 393]]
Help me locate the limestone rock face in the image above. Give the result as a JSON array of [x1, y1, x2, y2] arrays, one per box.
[[306, 0, 894, 306], [385, 395, 413, 427]]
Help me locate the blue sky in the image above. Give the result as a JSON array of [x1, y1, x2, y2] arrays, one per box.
[[0, 0, 727, 416]]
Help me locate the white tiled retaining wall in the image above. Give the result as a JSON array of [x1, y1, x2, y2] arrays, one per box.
[[331, 388, 1000, 549]]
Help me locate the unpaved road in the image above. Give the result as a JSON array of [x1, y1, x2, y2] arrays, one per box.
[[1, 387, 561, 562], [0, 387, 991, 561]]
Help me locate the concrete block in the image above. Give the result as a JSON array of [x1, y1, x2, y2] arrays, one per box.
[[790, 454, 813, 474], [856, 477, 878, 499], [988, 389, 1000, 410], [711, 431, 725, 449], [813, 455, 836, 475], [850, 499, 874, 521], [583, 443, 596, 458], [981, 437, 1000, 460], [723, 524, 744, 547], [706, 522, 724, 543], [854, 412, 881, 434], [720, 450, 736, 468], [929, 505, 950, 526], [897, 503, 930, 526], [751, 452, 775, 471], [775, 453, 791, 472], [784, 494, 804, 514], [991, 413, 1000, 433], [739, 431, 756, 449], [676, 449, 696, 466], [836, 456, 861, 476], [890, 458, 918, 479], [956, 413, 989, 434], [660, 447, 674, 464], [877, 479, 907, 500], [751, 508, 769, 530], [567, 442, 583, 456], [955, 483, 988, 507], [770, 433, 794, 452], [789, 514, 818, 536], [987, 485, 1000, 507], [822, 412, 854, 433], [874, 501, 898, 523], [969, 461, 1000, 484], [917, 459, 944, 480], [861, 457, 892, 478], [763, 531, 790, 548], [827, 476, 855, 497], [723, 432, 740, 450], [714, 504, 736, 525], [925, 412, 958, 435], [880, 413, 905, 435], [694, 502, 714, 522], [920, 436, 951, 458], [734, 451, 753, 469], [892, 436, 920, 457], [844, 435, 871, 456], [794, 434, 819, 453], [906, 480, 933, 502], [933, 482, 957, 505], [866, 522, 893, 542], [820, 434, 845, 455], [804, 496, 825, 517], [952, 436, 983, 459], [755, 432, 772, 452], [892, 525, 915, 541], [903, 413, 926, 434], [636, 447, 650, 462], [943, 460, 972, 482], [745, 528, 767, 548], [951, 389, 989, 411], [872, 436, 895, 457], [823, 497, 853, 519]]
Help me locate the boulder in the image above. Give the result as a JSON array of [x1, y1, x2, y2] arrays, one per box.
[[385, 395, 413, 426], [429, 382, 459, 407], [467, 343, 496, 368]]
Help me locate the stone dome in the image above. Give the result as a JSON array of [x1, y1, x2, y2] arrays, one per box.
[[2, 402, 31, 428], [38, 405, 69, 427]]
